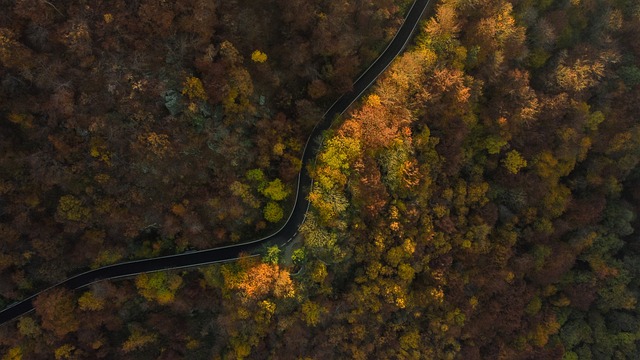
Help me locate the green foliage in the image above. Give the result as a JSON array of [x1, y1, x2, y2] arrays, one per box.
[[528, 48, 550, 68], [135, 272, 183, 305], [560, 319, 593, 350], [77, 291, 104, 311], [260, 178, 290, 201], [122, 325, 157, 354], [502, 150, 527, 174], [587, 111, 605, 131], [319, 135, 361, 176], [562, 351, 579, 360], [485, 135, 508, 155], [310, 261, 328, 283], [263, 245, 280, 265], [246, 168, 266, 184], [618, 65, 640, 87], [291, 248, 305, 265], [301, 300, 323, 326], [263, 202, 284, 223], [56, 195, 90, 222], [525, 296, 542, 316]]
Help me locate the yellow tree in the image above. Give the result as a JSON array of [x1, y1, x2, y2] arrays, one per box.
[[135, 272, 183, 305]]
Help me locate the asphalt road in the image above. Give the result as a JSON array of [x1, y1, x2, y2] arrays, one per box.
[[0, 0, 433, 326]]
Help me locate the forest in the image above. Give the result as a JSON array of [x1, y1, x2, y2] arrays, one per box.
[[2, 0, 640, 359]]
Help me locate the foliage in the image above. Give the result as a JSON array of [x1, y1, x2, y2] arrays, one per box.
[[503, 150, 528, 174], [260, 178, 290, 201], [135, 272, 183, 305], [2, 0, 640, 359], [181, 76, 208, 101], [56, 195, 90, 222], [251, 50, 268, 63], [263, 245, 281, 265], [263, 201, 284, 223]]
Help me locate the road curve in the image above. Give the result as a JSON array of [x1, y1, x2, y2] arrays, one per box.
[[0, 0, 433, 326]]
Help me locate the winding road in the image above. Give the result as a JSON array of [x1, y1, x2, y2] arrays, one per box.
[[0, 0, 433, 326]]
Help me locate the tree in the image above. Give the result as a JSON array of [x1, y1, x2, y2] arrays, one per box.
[[260, 179, 290, 201], [502, 150, 527, 174], [33, 288, 79, 338], [301, 300, 323, 326], [182, 76, 208, 101], [77, 291, 105, 311], [263, 202, 284, 223], [135, 272, 183, 305], [251, 50, 267, 63], [263, 246, 281, 265], [56, 195, 90, 222], [122, 325, 157, 354]]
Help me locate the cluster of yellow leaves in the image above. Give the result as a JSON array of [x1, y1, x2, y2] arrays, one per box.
[[57, 195, 90, 222], [8, 113, 32, 128], [556, 59, 605, 93], [181, 76, 208, 101], [502, 150, 528, 174], [230, 181, 261, 209], [135, 272, 183, 305], [77, 291, 105, 311], [263, 201, 284, 223], [251, 50, 268, 63], [138, 132, 170, 157], [2, 347, 22, 360], [90, 138, 112, 165], [121, 326, 157, 353], [63, 22, 90, 48], [54, 344, 75, 360]]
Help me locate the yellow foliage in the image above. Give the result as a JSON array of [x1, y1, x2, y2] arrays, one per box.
[[89, 138, 112, 165], [260, 178, 290, 201], [135, 272, 183, 305], [8, 113, 32, 128], [251, 50, 268, 63], [274, 270, 295, 298], [272, 142, 285, 156], [78, 291, 105, 311], [301, 300, 322, 326], [182, 76, 208, 101], [186, 338, 199, 350], [263, 201, 284, 223], [57, 195, 90, 222], [122, 327, 157, 353], [54, 344, 75, 360], [17, 317, 40, 337], [139, 132, 170, 157], [365, 94, 382, 107], [2, 347, 22, 360], [502, 150, 527, 174], [311, 261, 328, 283]]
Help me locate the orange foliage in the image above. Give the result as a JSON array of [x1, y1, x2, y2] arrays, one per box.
[[234, 263, 295, 300]]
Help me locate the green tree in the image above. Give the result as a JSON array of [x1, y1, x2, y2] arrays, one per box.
[[263, 245, 281, 265], [502, 150, 527, 174], [260, 178, 290, 201], [135, 272, 183, 305], [263, 202, 284, 223]]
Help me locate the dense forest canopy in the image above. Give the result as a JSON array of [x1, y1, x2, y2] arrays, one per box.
[[2, 0, 640, 359], [0, 0, 407, 301]]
